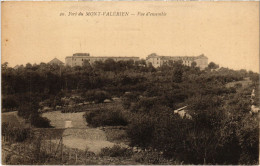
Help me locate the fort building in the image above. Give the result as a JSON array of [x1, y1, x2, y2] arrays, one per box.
[[48, 58, 64, 65], [146, 53, 208, 69], [65, 53, 140, 67]]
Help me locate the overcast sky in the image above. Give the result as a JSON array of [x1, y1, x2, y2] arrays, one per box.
[[2, 2, 259, 72]]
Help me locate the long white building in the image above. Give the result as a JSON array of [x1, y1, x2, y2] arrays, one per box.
[[146, 53, 208, 69], [65, 53, 139, 67], [65, 53, 208, 69]]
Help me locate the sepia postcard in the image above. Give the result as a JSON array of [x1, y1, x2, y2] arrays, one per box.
[[1, 1, 259, 165]]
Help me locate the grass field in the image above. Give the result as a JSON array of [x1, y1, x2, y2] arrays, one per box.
[[2, 111, 29, 127], [225, 77, 252, 88]]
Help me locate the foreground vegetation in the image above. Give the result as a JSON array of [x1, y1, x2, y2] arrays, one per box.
[[2, 59, 259, 164]]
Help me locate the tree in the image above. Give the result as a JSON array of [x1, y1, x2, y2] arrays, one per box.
[[172, 61, 184, 83], [208, 62, 219, 69], [191, 61, 197, 68], [127, 114, 155, 148], [168, 60, 174, 66], [2, 62, 8, 71], [25, 63, 33, 69], [104, 58, 116, 71], [2, 96, 19, 110], [82, 60, 93, 71], [139, 59, 146, 66], [147, 62, 156, 72]]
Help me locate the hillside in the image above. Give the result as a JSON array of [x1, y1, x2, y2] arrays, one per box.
[[2, 60, 259, 164]]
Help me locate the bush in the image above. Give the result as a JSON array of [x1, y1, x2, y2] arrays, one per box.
[[2, 95, 19, 110], [185, 95, 223, 111], [126, 114, 155, 148], [236, 115, 258, 164], [61, 105, 85, 113], [99, 145, 133, 157], [2, 122, 31, 142], [234, 83, 243, 88], [122, 92, 140, 109], [18, 102, 39, 119], [16, 101, 52, 128], [133, 150, 168, 164], [30, 115, 52, 128], [129, 97, 160, 113], [83, 90, 111, 103], [84, 109, 128, 127]]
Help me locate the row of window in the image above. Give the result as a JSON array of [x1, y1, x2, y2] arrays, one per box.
[[151, 60, 196, 66], [72, 58, 134, 62]]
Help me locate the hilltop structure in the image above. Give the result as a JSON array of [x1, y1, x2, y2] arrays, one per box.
[[65, 53, 139, 67], [13, 65, 20, 70], [65, 52, 208, 69], [48, 58, 64, 65], [146, 53, 208, 69]]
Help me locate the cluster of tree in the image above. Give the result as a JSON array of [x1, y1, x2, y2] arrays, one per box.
[[122, 69, 258, 164], [2, 59, 153, 96], [84, 108, 128, 127], [15, 93, 52, 128], [2, 59, 259, 164]]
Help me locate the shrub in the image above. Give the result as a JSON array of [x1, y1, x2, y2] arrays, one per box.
[[122, 99, 131, 109], [2, 122, 31, 142], [185, 95, 223, 111], [84, 109, 128, 127], [30, 115, 52, 128], [18, 104, 37, 119], [126, 114, 155, 148], [61, 105, 85, 113], [234, 83, 243, 88], [83, 90, 111, 103], [133, 150, 168, 164], [122, 92, 140, 109], [129, 97, 160, 113], [99, 145, 133, 157], [2, 95, 19, 110], [236, 115, 258, 164]]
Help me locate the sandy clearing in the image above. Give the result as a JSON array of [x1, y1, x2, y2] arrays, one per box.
[[42, 111, 117, 154], [42, 111, 87, 128]]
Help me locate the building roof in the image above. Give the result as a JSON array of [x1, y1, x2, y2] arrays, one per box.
[[146, 54, 208, 60], [73, 53, 90, 56], [65, 56, 139, 59], [196, 54, 208, 59], [48, 58, 64, 65], [13, 65, 20, 69]]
